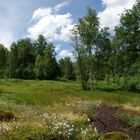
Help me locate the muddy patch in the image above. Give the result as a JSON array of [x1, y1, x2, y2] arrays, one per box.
[[92, 105, 140, 140]]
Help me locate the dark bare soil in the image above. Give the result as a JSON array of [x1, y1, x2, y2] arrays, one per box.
[[0, 112, 15, 121], [92, 105, 140, 140]]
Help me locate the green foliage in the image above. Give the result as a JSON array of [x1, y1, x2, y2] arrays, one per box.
[[119, 114, 140, 128], [95, 27, 111, 81], [113, 1, 140, 86], [35, 55, 45, 79], [72, 8, 99, 90], [43, 43, 60, 80], [4, 35, 60, 80], [59, 57, 76, 80], [9, 38, 35, 79], [121, 76, 140, 92], [35, 34, 47, 56], [102, 132, 131, 140], [0, 44, 8, 77], [85, 104, 96, 120], [34, 36, 60, 80]]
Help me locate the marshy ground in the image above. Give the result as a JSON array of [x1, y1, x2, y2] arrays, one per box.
[[0, 79, 140, 140]]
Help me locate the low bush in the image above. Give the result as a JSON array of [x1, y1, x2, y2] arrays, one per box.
[[85, 104, 96, 121], [102, 132, 131, 140], [119, 114, 140, 128], [120, 76, 140, 92]]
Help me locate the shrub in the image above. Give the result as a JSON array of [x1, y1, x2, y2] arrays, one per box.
[[120, 76, 140, 92], [102, 132, 131, 140], [70, 102, 96, 121], [119, 114, 140, 128], [85, 104, 96, 121]]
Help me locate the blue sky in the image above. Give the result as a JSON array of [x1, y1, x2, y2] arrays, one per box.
[[0, 0, 136, 59]]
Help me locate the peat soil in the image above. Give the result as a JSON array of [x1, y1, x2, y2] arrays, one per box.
[[92, 105, 140, 140]]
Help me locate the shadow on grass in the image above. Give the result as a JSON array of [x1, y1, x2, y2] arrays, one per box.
[[97, 88, 121, 93]]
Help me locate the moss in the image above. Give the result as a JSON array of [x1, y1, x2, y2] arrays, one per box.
[[102, 132, 132, 140]]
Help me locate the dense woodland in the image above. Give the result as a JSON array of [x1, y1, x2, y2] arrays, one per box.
[[0, 1, 139, 91]]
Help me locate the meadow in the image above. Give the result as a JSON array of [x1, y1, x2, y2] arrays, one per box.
[[0, 79, 140, 140]]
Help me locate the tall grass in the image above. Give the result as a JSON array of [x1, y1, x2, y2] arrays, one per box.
[[0, 79, 140, 106]]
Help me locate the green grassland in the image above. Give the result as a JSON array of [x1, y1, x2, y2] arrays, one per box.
[[1, 79, 140, 106], [0, 79, 140, 140]]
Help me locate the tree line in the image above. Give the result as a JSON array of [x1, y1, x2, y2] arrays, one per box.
[[0, 35, 76, 80], [0, 1, 140, 92]]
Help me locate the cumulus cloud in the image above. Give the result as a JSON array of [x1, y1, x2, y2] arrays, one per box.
[[27, 3, 74, 43], [32, 8, 52, 20], [59, 50, 73, 58], [98, 0, 136, 31], [55, 44, 61, 52], [54, 1, 69, 12], [0, 31, 14, 49]]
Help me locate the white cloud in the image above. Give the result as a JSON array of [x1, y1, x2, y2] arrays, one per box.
[[54, 1, 69, 12], [0, 31, 14, 49], [98, 0, 136, 31], [59, 50, 73, 58], [32, 8, 52, 20], [102, 0, 129, 7], [55, 44, 61, 52], [27, 7, 75, 43]]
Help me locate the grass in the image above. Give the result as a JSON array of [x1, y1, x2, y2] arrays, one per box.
[[119, 114, 140, 128], [103, 132, 131, 140], [0, 79, 140, 139], [0, 79, 140, 106]]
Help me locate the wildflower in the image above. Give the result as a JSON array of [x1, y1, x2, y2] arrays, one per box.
[[94, 127, 97, 132], [87, 118, 90, 122], [59, 131, 62, 134]]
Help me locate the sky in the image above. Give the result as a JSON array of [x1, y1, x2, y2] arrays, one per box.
[[0, 0, 136, 59]]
